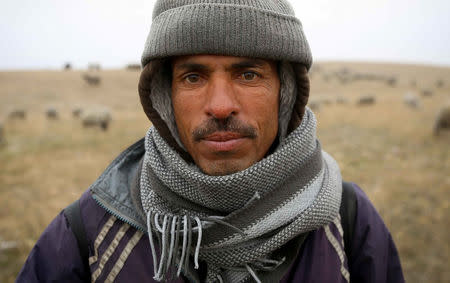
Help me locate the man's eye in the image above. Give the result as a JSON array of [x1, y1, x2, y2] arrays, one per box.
[[185, 74, 200, 83], [241, 72, 257, 81]]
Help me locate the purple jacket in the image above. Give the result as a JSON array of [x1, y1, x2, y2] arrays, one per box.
[[17, 139, 404, 282]]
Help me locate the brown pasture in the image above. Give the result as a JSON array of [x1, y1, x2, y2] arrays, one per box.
[[0, 62, 449, 282]]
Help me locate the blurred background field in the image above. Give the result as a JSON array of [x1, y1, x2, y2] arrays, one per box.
[[0, 62, 449, 282]]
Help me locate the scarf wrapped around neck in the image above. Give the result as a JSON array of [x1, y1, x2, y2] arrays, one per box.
[[139, 108, 342, 282]]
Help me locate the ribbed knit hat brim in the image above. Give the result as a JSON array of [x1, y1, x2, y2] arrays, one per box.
[[141, 2, 312, 69]]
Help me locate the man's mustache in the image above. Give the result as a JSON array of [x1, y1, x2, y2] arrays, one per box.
[[192, 117, 257, 142]]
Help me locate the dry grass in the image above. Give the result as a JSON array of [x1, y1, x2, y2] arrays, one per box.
[[0, 63, 449, 282]]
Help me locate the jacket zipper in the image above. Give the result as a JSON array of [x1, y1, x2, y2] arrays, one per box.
[[92, 193, 147, 233]]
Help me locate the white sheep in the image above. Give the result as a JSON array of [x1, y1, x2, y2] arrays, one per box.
[[81, 109, 112, 131], [308, 100, 320, 111], [82, 74, 101, 86], [403, 93, 421, 109], [336, 96, 349, 104]]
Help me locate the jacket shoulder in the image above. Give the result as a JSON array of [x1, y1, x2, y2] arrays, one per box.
[[347, 183, 405, 283], [16, 196, 93, 282]]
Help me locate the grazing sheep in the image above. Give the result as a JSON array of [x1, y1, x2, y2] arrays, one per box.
[[338, 77, 350, 84], [72, 108, 83, 118], [403, 93, 421, 109], [126, 64, 141, 71], [308, 101, 320, 111], [81, 109, 112, 131], [357, 95, 376, 105], [352, 73, 364, 81], [338, 68, 350, 75], [88, 63, 101, 71], [82, 74, 101, 86], [386, 77, 397, 87], [321, 98, 333, 105], [421, 89, 433, 97], [46, 107, 59, 119], [0, 240, 17, 251], [336, 96, 348, 104], [8, 109, 26, 119], [434, 104, 450, 136]]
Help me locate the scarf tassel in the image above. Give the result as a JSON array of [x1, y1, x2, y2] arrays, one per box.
[[146, 211, 203, 281]]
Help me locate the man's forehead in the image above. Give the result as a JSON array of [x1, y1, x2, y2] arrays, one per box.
[[171, 55, 274, 70]]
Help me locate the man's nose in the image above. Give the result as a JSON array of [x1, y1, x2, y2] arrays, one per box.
[[205, 76, 239, 120]]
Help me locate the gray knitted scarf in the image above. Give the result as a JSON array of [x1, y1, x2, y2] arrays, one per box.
[[140, 108, 342, 283]]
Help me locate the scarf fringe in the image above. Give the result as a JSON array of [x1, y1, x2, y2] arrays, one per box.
[[146, 211, 270, 283], [146, 211, 203, 281]]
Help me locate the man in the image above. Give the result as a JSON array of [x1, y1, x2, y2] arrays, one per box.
[[17, 0, 404, 282]]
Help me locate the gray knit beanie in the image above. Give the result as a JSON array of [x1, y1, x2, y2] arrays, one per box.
[[141, 0, 312, 69]]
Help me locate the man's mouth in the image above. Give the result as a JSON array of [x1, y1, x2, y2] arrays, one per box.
[[201, 132, 247, 151], [204, 132, 245, 141]]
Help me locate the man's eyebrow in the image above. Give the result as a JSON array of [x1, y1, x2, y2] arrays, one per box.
[[173, 59, 268, 73], [174, 63, 211, 73], [229, 59, 267, 70]]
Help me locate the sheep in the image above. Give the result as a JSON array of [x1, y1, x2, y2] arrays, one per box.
[[82, 74, 101, 86], [403, 93, 421, 109], [334, 69, 352, 84], [46, 107, 59, 119], [88, 63, 101, 71], [336, 96, 349, 104], [321, 98, 333, 105], [386, 77, 397, 87], [338, 67, 350, 75], [81, 109, 112, 131], [63, 63, 72, 71], [308, 100, 320, 111], [357, 95, 376, 105], [434, 104, 450, 136], [421, 89, 433, 97], [126, 64, 141, 71], [8, 109, 26, 119], [338, 76, 350, 84], [0, 238, 17, 251], [72, 107, 83, 118]]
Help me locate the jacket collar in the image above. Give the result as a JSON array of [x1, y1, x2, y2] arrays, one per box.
[[89, 138, 147, 231]]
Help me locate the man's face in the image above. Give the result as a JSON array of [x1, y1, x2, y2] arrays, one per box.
[[171, 55, 280, 176]]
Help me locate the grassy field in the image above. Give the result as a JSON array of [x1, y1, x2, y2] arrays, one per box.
[[0, 62, 449, 282]]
